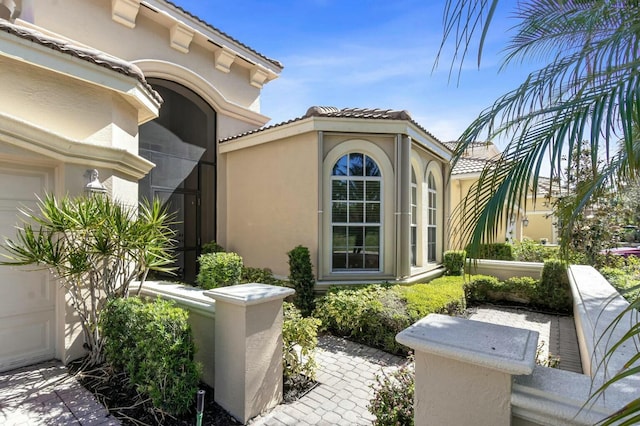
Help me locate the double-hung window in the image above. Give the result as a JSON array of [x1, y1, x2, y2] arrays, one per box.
[[331, 153, 381, 271], [427, 172, 437, 262]]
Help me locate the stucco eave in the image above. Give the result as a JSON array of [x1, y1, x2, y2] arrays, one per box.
[[452, 172, 482, 180], [0, 30, 160, 126], [219, 119, 317, 153], [144, 0, 283, 75], [220, 116, 451, 157], [0, 112, 155, 179]]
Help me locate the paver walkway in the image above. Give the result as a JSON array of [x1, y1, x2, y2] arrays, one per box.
[[249, 334, 406, 425], [0, 360, 119, 426], [469, 305, 583, 373]]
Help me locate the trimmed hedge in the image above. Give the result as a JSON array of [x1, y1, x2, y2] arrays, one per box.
[[288, 246, 316, 316], [314, 277, 467, 355], [196, 252, 243, 289], [443, 250, 466, 275], [100, 297, 200, 415], [467, 243, 515, 260], [536, 259, 572, 312]]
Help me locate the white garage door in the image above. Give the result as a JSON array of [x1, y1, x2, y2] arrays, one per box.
[[0, 164, 55, 372]]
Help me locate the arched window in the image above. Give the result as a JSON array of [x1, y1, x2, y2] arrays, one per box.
[[331, 153, 381, 271], [427, 172, 437, 262], [410, 168, 418, 266]]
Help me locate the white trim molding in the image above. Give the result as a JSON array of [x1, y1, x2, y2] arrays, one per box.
[[0, 112, 154, 179]]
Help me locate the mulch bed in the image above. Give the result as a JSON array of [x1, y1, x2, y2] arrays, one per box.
[[69, 359, 315, 426]]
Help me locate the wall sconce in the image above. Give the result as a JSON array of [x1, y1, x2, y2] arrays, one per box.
[[522, 216, 529, 227], [84, 169, 107, 194]]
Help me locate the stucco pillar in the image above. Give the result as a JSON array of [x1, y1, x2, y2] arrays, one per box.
[[396, 314, 538, 426], [398, 135, 412, 278], [205, 283, 295, 424]]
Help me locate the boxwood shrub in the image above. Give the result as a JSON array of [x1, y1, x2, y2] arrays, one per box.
[[314, 277, 467, 355], [196, 252, 243, 289], [443, 250, 466, 275], [467, 243, 515, 260], [100, 297, 200, 415], [536, 259, 572, 312]]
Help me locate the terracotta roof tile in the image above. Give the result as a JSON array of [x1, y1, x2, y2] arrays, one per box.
[[219, 106, 442, 143], [163, 0, 283, 69], [0, 20, 162, 104]]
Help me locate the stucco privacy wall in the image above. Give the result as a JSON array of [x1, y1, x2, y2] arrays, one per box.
[[225, 132, 319, 277]]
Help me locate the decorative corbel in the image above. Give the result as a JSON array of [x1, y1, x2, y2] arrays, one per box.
[[169, 22, 195, 53], [111, 0, 141, 29], [214, 46, 236, 73]]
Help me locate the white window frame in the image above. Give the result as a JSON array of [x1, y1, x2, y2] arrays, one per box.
[[330, 153, 382, 272], [322, 140, 394, 278]]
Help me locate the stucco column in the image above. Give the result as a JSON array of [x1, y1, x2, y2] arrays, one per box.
[[205, 283, 295, 424], [398, 134, 412, 278], [396, 314, 538, 426]]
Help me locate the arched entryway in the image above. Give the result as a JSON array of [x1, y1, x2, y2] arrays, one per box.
[[139, 79, 216, 283]]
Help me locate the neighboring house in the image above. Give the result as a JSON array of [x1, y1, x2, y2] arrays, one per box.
[[0, 1, 451, 370], [446, 141, 558, 245]]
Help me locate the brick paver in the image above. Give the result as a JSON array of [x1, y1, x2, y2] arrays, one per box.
[[249, 334, 407, 426], [0, 361, 119, 426]]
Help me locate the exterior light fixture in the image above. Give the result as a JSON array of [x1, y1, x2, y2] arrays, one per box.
[[84, 169, 107, 194], [522, 216, 529, 227]]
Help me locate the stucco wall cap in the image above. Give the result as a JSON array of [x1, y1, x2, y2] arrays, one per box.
[[396, 314, 538, 375], [204, 283, 295, 306]]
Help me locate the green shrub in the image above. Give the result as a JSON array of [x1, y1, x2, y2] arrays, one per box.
[[369, 358, 414, 426], [241, 266, 285, 286], [101, 297, 200, 415], [535, 260, 572, 312], [463, 275, 501, 304], [396, 277, 466, 319], [196, 252, 243, 289], [467, 243, 515, 260], [288, 246, 316, 316], [201, 240, 225, 254], [502, 276, 538, 304], [100, 297, 144, 372], [513, 239, 559, 262], [283, 303, 321, 380], [600, 266, 640, 302], [315, 277, 467, 355], [314, 285, 409, 354], [443, 250, 466, 275]]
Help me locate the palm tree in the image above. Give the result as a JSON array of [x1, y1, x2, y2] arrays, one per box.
[[437, 1, 640, 423]]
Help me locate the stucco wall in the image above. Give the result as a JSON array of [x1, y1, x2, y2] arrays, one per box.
[[225, 133, 319, 277], [522, 211, 555, 243], [30, 0, 263, 112], [0, 56, 137, 146]]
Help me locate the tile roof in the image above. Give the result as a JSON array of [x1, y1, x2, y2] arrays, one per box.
[[219, 106, 443, 143], [0, 20, 162, 104], [451, 157, 493, 175], [163, 0, 283, 69]]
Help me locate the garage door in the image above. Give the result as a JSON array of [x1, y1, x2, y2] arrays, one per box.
[[0, 164, 55, 372]]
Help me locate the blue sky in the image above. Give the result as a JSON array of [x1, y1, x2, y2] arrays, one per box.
[[172, 1, 541, 145]]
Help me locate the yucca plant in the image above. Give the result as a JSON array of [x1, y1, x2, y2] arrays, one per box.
[[437, 1, 640, 423], [0, 194, 176, 367]]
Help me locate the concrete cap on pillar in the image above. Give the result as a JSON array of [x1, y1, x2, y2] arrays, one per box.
[[396, 314, 538, 375], [204, 283, 295, 306]]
